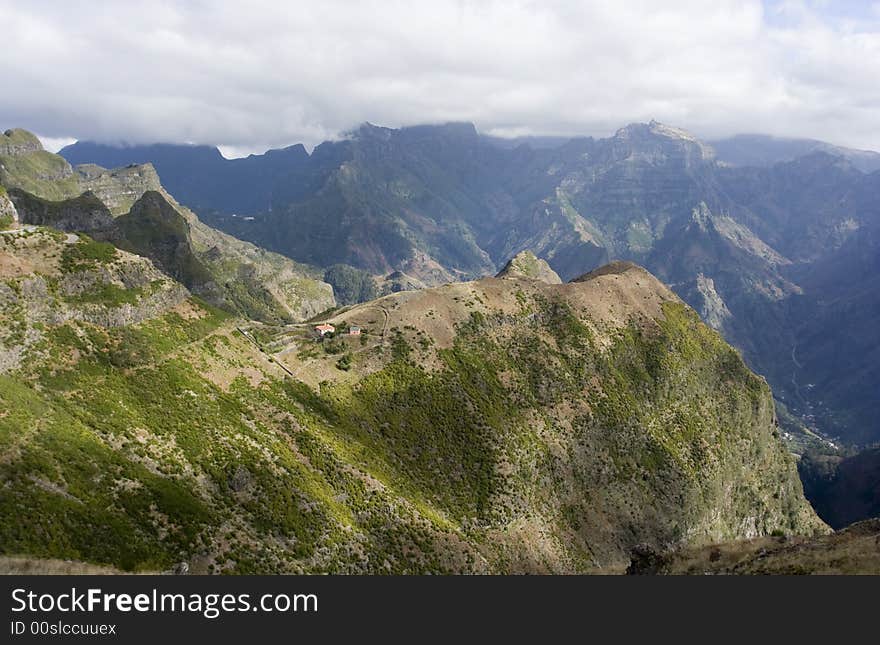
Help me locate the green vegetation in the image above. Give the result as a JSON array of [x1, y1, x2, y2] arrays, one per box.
[[68, 282, 143, 307], [115, 193, 213, 287], [0, 264, 821, 573], [323, 264, 378, 305], [0, 299, 466, 572], [0, 129, 80, 200], [0, 150, 81, 201], [0, 184, 14, 231], [335, 352, 353, 371], [221, 275, 291, 324], [61, 237, 118, 272]]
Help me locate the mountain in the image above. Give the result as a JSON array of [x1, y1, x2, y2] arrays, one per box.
[[0, 219, 826, 572], [710, 134, 880, 173], [57, 122, 880, 447], [1, 129, 334, 322], [59, 140, 312, 215]]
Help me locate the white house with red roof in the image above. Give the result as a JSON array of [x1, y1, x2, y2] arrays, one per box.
[[314, 323, 335, 337]]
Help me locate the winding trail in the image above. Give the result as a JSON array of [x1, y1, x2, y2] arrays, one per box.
[[378, 304, 390, 342]]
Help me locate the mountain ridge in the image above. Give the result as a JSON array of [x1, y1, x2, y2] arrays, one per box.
[[0, 219, 827, 571], [54, 122, 880, 446], [1, 132, 335, 323]]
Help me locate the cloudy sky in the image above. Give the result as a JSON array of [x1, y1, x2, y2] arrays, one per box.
[[3, 0, 879, 156]]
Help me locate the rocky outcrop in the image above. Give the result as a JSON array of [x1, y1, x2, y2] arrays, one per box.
[[611, 119, 716, 165], [495, 250, 562, 284], [0, 188, 18, 226], [76, 163, 163, 215], [0, 227, 188, 373], [570, 259, 643, 281], [380, 270, 427, 295], [0, 129, 43, 156], [120, 191, 335, 322], [694, 273, 731, 331], [9, 188, 118, 239]]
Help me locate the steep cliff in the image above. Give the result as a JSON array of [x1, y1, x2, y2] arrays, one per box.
[[0, 186, 18, 229], [1, 129, 334, 323]]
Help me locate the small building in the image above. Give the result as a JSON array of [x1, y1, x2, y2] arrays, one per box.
[[315, 323, 335, 337], [348, 326, 362, 336]]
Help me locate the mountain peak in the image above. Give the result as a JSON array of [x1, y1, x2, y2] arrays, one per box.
[[570, 260, 647, 282], [1, 128, 44, 156], [610, 121, 714, 160], [496, 250, 562, 284], [614, 120, 698, 141], [352, 122, 395, 140]]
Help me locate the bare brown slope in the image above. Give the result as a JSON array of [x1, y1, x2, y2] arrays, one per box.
[[650, 519, 880, 575], [319, 260, 674, 354], [260, 262, 825, 569]]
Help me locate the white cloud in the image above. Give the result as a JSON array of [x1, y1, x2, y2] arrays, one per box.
[[1, 0, 878, 152], [34, 134, 77, 154]]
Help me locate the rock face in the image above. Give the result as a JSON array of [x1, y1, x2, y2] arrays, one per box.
[[0, 227, 188, 373], [495, 250, 562, 284], [1, 129, 335, 323], [694, 273, 731, 331], [75, 163, 164, 215], [0, 188, 18, 226], [8, 189, 117, 238], [1, 129, 77, 202]]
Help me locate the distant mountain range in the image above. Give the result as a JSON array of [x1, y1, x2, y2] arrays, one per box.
[[709, 134, 880, 173], [59, 122, 880, 446]]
